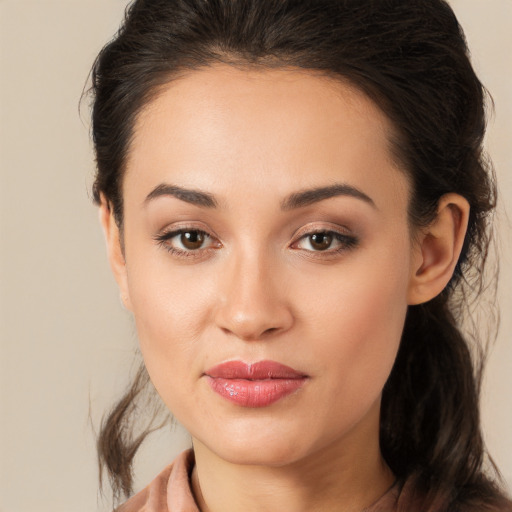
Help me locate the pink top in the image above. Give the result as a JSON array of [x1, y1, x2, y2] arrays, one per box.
[[116, 450, 405, 512]]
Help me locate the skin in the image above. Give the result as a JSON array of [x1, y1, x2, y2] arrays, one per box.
[[101, 64, 469, 512]]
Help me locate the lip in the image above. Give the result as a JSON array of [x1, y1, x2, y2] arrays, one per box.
[[204, 360, 308, 408]]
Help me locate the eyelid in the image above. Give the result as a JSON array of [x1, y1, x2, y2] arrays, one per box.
[[290, 222, 354, 241], [153, 221, 358, 259], [154, 221, 220, 241], [153, 223, 222, 257], [289, 223, 359, 254]]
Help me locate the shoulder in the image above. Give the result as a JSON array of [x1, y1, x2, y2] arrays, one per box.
[[115, 449, 196, 512]]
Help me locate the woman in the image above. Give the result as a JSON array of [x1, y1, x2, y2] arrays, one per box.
[[90, 0, 511, 510]]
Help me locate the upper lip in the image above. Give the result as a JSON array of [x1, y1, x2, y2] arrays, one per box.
[[205, 360, 307, 380]]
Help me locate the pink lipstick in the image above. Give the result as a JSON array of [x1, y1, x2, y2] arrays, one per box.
[[204, 360, 307, 408]]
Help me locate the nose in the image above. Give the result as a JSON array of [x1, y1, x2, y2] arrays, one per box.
[[214, 250, 294, 341]]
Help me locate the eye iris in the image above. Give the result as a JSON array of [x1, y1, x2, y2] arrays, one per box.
[[180, 231, 205, 250], [310, 233, 333, 251]]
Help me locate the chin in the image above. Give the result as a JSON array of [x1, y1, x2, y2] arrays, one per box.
[[195, 421, 314, 467], [215, 443, 303, 467]]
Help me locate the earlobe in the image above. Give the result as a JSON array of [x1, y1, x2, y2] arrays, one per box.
[[407, 193, 470, 305], [98, 195, 132, 311]]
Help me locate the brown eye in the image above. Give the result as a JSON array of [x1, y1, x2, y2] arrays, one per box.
[[155, 228, 217, 255], [309, 233, 333, 251], [180, 231, 206, 250], [293, 229, 358, 254]]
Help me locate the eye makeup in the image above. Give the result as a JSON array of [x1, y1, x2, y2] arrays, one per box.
[[154, 227, 221, 259], [291, 229, 359, 253], [153, 222, 359, 262]]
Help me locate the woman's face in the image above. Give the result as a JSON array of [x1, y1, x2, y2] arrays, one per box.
[[115, 65, 420, 466]]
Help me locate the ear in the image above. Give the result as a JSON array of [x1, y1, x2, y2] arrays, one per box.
[[98, 194, 132, 311], [408, 193, 470, 305]]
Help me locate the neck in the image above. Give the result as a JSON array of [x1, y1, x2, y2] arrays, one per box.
[[190, 405, 394, 512]]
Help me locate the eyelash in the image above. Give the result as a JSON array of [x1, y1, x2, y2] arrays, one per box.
[[154, 228, 218, 259], [154, 227, 359, 259], [291, 230, 359, 255]]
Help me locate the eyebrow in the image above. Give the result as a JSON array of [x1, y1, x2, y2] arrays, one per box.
[[144, 183, 218, 208], [280, 183, 376, 210], [144, 182, 375, 210]]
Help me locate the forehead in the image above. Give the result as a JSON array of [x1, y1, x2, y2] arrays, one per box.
[[125, 64, 408, 213]]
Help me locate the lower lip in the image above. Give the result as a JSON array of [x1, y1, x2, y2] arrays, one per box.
[[205, 376, 306, 408]]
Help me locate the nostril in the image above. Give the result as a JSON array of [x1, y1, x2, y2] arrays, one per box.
[[219, 325, 280, 341], [214, 290, 294, 340]]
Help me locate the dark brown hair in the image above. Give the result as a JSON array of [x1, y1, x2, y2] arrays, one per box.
[[89, 0, 511, 509]]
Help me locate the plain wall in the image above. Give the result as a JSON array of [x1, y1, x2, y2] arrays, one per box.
[[0, 1, 510, 511]]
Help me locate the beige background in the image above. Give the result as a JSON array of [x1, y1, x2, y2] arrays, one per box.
[[0, 1, 510, 511]]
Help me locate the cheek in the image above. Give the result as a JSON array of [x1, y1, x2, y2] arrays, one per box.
[[126, 268, 217, 419], [309, 275, 406, 372], [299, 240, 411, 405], [124, 247, 217, 386]]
